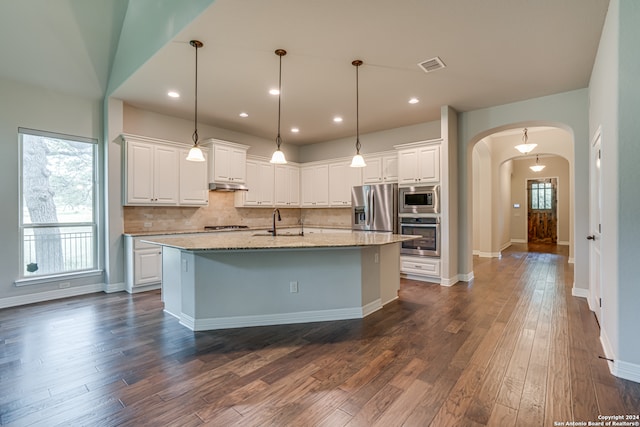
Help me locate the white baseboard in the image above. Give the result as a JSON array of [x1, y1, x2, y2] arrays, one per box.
[[568, 257, 575, 264], [511, 239, 527, 244], [501, 242, 512, 252], [600, 330, 640, 383], [440, 275, 461, 287], [477, 251, 501, 258], [571, 287, 589, 299], [104, 281, 125, 293], [179, 301, 383, 331], [0, 283, 105, 309], [558, 240, 570, 246]]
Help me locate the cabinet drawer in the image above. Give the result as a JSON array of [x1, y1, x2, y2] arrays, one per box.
[[134, 237, 161, 250], [401, 256, 440, 277]]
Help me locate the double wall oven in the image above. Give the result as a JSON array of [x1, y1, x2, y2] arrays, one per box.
[[398, 185, 440, 257]]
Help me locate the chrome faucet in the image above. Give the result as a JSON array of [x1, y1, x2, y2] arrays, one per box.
[[272, 208, 281, 236]]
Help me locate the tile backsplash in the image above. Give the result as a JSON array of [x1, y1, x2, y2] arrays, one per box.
[[123, 192, 351, 233]]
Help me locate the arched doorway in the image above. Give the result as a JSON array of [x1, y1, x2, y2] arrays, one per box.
[[467, 124, 575, 267]]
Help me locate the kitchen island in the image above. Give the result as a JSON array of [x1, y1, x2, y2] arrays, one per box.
[[142, 231, 416, 331]]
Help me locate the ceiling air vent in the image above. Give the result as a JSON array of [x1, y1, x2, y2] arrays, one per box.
[[418, 56, 446, 73]]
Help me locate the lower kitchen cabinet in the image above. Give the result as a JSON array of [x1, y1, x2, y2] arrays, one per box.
[[400, 255, 440, 281], [124, 235, 163, 293]]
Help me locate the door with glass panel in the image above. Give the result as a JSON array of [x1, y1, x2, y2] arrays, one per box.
[[527, 178, 557, 244]]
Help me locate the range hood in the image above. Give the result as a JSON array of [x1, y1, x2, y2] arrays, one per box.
[[209, 182, 248, 191]]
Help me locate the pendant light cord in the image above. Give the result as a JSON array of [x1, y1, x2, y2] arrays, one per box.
[[276, 52, 282, 150], [353, 60, 363, 155], [191, 40, 202, 147]]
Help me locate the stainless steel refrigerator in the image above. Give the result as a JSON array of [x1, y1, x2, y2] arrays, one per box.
[[351, 183, 398, 233]]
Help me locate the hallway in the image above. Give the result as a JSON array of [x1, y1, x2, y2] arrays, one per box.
[[0, 244, 638, 425]]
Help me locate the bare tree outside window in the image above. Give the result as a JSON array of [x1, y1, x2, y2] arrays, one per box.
[[20, 130, 96, 278]]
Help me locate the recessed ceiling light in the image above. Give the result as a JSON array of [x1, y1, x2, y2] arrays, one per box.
[[239, 112, 249, 118], [409, 97, 419, 104], [269, 89, 280, 95], [333, 116, 343, 123], [291, 127, 299, 133], [167, 91, 180, 98]]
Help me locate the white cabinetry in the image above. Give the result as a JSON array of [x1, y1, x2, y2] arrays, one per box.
[[329, 161, 362, 206], [301, 164, 329, 207], [179, 149, 209, 206], [124, 137, 179, 205], [400, 255, 441, 281], [363, 153, 398, 184], [397, 142, 440, 185], [274, 164, 300, 207], [124, 236, 163, 293], [205, 139, 248, 184], [235, 158, 274, 207]]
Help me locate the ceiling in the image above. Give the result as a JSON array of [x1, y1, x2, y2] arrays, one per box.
[[0, 1, 610, 146]]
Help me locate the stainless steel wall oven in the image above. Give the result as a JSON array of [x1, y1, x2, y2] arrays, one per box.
[[399, 217, 440, 257]]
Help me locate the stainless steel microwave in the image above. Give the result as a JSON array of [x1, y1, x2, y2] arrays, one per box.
[[398, 185, 440, 214]]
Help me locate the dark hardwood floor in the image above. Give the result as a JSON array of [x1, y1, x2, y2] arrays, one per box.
[[1, 244, 639, 426]]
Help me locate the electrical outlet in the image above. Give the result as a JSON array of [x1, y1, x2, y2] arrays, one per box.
[[289, 281, 298, 293], [59, 282, 70, 289]]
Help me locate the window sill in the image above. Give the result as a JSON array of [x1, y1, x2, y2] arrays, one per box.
[[14, 269, 103, 287]]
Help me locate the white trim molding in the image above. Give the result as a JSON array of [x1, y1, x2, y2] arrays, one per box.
[[440, 275, 461, 287], [571, 287, 590, 299], [0, 283, 104, 309], [600, 331, 640, 383], [104, 281, 125, 293], [180, 304, 382, 331]]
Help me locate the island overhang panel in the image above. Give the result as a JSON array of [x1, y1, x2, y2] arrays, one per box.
[[143, 233, 414, 331]]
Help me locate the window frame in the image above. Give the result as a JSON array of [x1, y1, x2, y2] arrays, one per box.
[[16, 128, 101, 285]]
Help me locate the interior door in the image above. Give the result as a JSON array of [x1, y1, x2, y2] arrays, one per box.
[[589, 130, 602, 320], [527, 178, 558, 243]]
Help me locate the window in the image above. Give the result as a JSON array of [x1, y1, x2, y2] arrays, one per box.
[[19, 128, 98, 280], [530, 181, 554, 210]]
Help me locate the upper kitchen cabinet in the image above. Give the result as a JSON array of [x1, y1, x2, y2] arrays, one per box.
[[396, 140, 441, 185], [122, 135, 179, 206], [301, 163, 329, 207], [205, 139, 249, 184], [178, 148, 209, 206], [274, 163, 300, 207], [363, 152, 398, 184], [235, 157, 274, 207], [329, 160, 362, 206]]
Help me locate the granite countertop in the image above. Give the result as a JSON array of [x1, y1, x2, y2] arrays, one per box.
[[141, 231, 417, 251], [124, 225, 352, 237]]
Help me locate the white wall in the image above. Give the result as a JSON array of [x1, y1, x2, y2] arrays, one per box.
[[589, 0, 640, 377], [0, 76, 103, 305], [299, 120, 440, 163]]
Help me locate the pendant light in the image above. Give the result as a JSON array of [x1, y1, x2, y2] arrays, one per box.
[[530, 154, 546, 172], [350, 59, 366, 168], [270, 49, 287, 164], [186, 40, 205, 162], [515, 128, 537, 154]]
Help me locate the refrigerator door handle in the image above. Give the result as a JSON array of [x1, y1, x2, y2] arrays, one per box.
[[366, 188, 371, 228], [370, 190, 375, 229]]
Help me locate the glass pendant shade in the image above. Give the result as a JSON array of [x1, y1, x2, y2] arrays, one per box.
[[186, 145, 205, 162], [270, 149, 287, 164], [515, 143, 537, 154], [350, 153, 366, 168]]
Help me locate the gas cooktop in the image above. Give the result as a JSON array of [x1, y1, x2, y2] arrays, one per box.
[[204, 225, 249, 231]]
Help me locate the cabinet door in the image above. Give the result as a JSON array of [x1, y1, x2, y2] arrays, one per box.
[[329, 162, 348, 205], [397, 149, 419, 185], [241, 159, 261, 206], [288, 166, 300, 206], [126, 141, 155, 204], [417, 145, 440, 183], [230, 148, 247, 182], [382, 154, 398, 182], [134, 248, 163, 286], [363, 156, 383, 183], [274, 164, 300, 207], [212, 144, 232, 182], [256, 161, 274, 205], [179, 149, 208, 205], [153, 145, 179, 204], [301, 165, 329, 207]]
